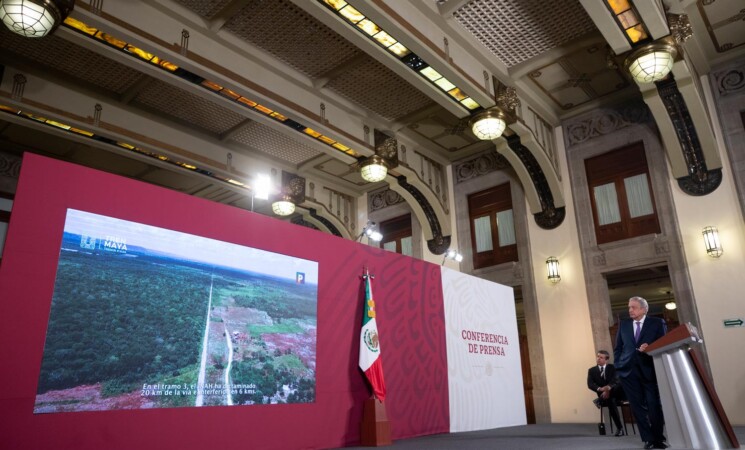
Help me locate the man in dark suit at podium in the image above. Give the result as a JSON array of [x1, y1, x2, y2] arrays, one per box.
[[588, 350, 624, 435], [614, 296, 667, 449]]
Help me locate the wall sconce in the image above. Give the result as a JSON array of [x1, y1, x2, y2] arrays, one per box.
[[0, 0, 74, 38], [702, 226, 723, 257], [359, 155, 388, 183], [357, 221, 383, 242], [546, 256, 560, 283], [271, 195, 295, 216], [441, 249, 463, 265], [470, 107, 507, 140], [625, 42, 677, 83]]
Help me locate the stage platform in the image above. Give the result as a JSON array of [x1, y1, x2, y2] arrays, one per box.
[[340, 423, 745, 450]]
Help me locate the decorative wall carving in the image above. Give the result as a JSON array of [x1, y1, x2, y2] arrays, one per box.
[[369, 188, 405, 212], [0, 152, 22, 179], [668, 14, 693, 45], [593, 253, 606, 267], [512, 261, 523, 281], [654, 238, 670, 256], [454, 151, 511, 184], [564, 103, 651, 147], [714, 68, 745, 96]]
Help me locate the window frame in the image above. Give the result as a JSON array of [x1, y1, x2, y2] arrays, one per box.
[[468, 183, 518, 269], [585, 142, 661, 244], [378, 214, 412, 256]]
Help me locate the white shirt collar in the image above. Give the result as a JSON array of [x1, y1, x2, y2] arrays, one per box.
[[635, 315, 646, 326]]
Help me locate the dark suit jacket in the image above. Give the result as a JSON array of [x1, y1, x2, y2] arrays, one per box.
[[587, 364, 620, 396], [614, 316, 666, 380]]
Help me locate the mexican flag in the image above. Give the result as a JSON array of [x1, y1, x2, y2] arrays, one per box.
[[359, 272, 386, 401]]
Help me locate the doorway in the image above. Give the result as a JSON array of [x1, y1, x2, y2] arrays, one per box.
[[606, 265, 680, 344]]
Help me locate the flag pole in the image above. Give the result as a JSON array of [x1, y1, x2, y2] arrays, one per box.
[[358, 265, 391, 446]]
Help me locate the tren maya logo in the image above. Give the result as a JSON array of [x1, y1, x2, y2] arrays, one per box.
[[102, 235, 128, 254], [80, 233, 128, 254], [363, 329, 380, 353]]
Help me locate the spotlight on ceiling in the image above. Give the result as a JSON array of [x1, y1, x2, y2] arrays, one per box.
[[0, 0, 75, 38], [625, 42, 677, 84], [271, 195, 295, 216], [359, 155, 388, 183], [470, 107, 507, 140]]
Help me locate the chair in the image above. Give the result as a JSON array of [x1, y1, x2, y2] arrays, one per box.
[[599, 399, 636, 435], [620, 400, 636, 435]]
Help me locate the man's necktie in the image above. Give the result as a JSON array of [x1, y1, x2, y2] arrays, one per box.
[[634, 321, 641, 343], [600, 366, 605, 379]]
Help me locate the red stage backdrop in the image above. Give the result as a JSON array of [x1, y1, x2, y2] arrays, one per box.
[[0, 154, 449, 450]]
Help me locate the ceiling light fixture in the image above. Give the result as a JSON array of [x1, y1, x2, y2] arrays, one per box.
[[0, 0, 74, 38], [665, 301, 677, 311], [626, 42, 677, 84], [470, 107, 507, 140], [359, 155, 388, 183], [271, 195, 296, 216]]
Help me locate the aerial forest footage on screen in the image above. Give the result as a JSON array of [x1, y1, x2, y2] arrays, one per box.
[[34, 209, 318, 413]]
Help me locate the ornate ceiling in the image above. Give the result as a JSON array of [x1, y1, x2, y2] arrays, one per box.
[[0, 0, 743, 221]]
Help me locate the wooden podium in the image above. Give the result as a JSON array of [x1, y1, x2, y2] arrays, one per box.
[[360, 398, 392, 446], [646, 323, 740, 449]]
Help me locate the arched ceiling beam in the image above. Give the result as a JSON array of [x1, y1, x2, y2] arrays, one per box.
[[299, 199, 352, 240], [632, 58, 722, 196], [386, 164, 452, 255], [495, 121, 566, 230]]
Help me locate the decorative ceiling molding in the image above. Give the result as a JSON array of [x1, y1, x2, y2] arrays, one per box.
[[527, 43, 631, 110], [696, 0, 745, 53]]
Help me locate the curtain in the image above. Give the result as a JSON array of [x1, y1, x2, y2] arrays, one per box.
[[473, 215, 493, 252], [401, 236, 412, 257], [624, 174, 654, 218], [496, 209, 516, 246], [593, 183, 621, 225]]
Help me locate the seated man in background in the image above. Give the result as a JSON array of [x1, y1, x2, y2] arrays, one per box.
[[588, 350, 625, 436]]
